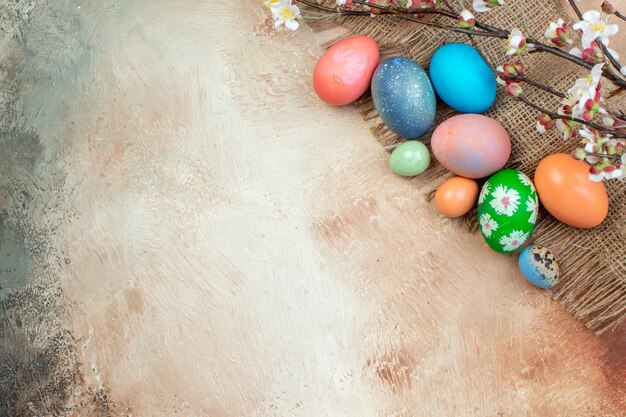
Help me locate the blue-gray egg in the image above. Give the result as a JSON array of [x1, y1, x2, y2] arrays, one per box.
[[429, 43, 496, 113], [518, 246, 559, 289], [371, 57, 436, 139]]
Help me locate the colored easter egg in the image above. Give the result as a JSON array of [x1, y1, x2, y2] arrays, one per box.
[[429, 43, 496, 113], [477, 169, 538, 254], [371, 56, 436, 139], [518, 245, 559, 289], [431, 114, 511, 179], [389, 141, 431, 176], [434, 176, 479, 218], [313, 36, 379, 106], [534, 154, 608, 228]]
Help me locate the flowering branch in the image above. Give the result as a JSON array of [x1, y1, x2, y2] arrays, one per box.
[[517, 95, 624, 137]]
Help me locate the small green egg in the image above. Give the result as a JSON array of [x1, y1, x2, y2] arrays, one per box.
[[389, 141, 430, 176]]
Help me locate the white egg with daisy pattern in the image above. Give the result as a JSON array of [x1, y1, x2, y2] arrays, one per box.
[[477, 169, 539, 254]]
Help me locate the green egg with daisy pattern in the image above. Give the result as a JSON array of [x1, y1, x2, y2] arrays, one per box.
[[477, 169, 539, 254]]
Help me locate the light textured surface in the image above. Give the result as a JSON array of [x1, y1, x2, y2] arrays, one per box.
[[0, 1, 624, 416]]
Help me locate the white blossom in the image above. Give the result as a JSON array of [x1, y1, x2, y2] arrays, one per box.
[[271, 1, 301, 31], [573, 10, 619, 48]]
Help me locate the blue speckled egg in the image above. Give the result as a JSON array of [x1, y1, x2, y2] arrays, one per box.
[[518, 246, 559, 289], [371, 57, 436, 139], [429, 43, 496, 113]]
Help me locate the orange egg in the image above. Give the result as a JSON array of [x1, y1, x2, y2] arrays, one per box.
[[534, 154, 608, 228], [434, 176, 479, 218], [313, 36, 379, 106]]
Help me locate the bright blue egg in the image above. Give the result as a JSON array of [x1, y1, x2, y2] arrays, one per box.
[[429, 43, 496, 113], [371, 57, 436, 139], [518, 246, 559, 289]]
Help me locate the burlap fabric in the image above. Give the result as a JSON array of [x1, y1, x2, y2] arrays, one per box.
[[305, 1, 625, 334]]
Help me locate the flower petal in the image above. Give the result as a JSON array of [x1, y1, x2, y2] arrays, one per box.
[[285, 19, 299, 30], [582, 10, 601, 22]]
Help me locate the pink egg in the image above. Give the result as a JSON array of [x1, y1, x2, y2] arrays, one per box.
[[313, 36, 379, 106], [431, 114, 511, 178]]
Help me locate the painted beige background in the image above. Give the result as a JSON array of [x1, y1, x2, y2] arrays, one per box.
[[0, 0, 624, 416]]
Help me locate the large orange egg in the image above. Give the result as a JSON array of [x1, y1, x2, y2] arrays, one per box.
[[534, 154, 608, 228], [434, 176, 479, 218], [313, 36, 379, 106]]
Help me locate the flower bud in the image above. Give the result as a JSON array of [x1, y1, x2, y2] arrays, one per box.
[[505, 82, 523, 98], [496, 61, 525, 85], [601, 1, 615, 14], [536, 113, 555, 133], [580, 42, 604, 64], [458, 9, 476, 28], [368, 0, 391, 15], [506, 28, 527, 55], [572, 148, 588, 160]]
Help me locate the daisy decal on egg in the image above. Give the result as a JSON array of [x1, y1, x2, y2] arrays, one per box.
[[478, 183, 490, 204], [517, 172, 533, 188], [525, 195, 538, 224], [499, 230, 528, 252], [490, 184, 520, 216], [479, 213, 499, 238]]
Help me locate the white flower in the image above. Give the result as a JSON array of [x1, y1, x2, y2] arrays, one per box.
[[479, 213, 499, 238], [478, 183, 490, 204], [525, 195, 538, 224], [517, 172, 533, 188], [567, 63, 603, 112], [506, 28, 527, 55], [263, 0, 282, 8], [573, 10, 619, 48], [473, 0, 504, 13], [499, 230, 529, 252], [271, 1, 301, 31], [621, 66, 626, 77], [490, 185, 521, 216]]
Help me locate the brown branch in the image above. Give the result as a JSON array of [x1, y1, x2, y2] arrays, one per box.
[[467, 36, 567, 99], [616, 10, 626, 22], [587, 152, 623, 160], [508, 74, 566, 98], [529, 41, 626, 88], [518, 96, 626, 138]]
